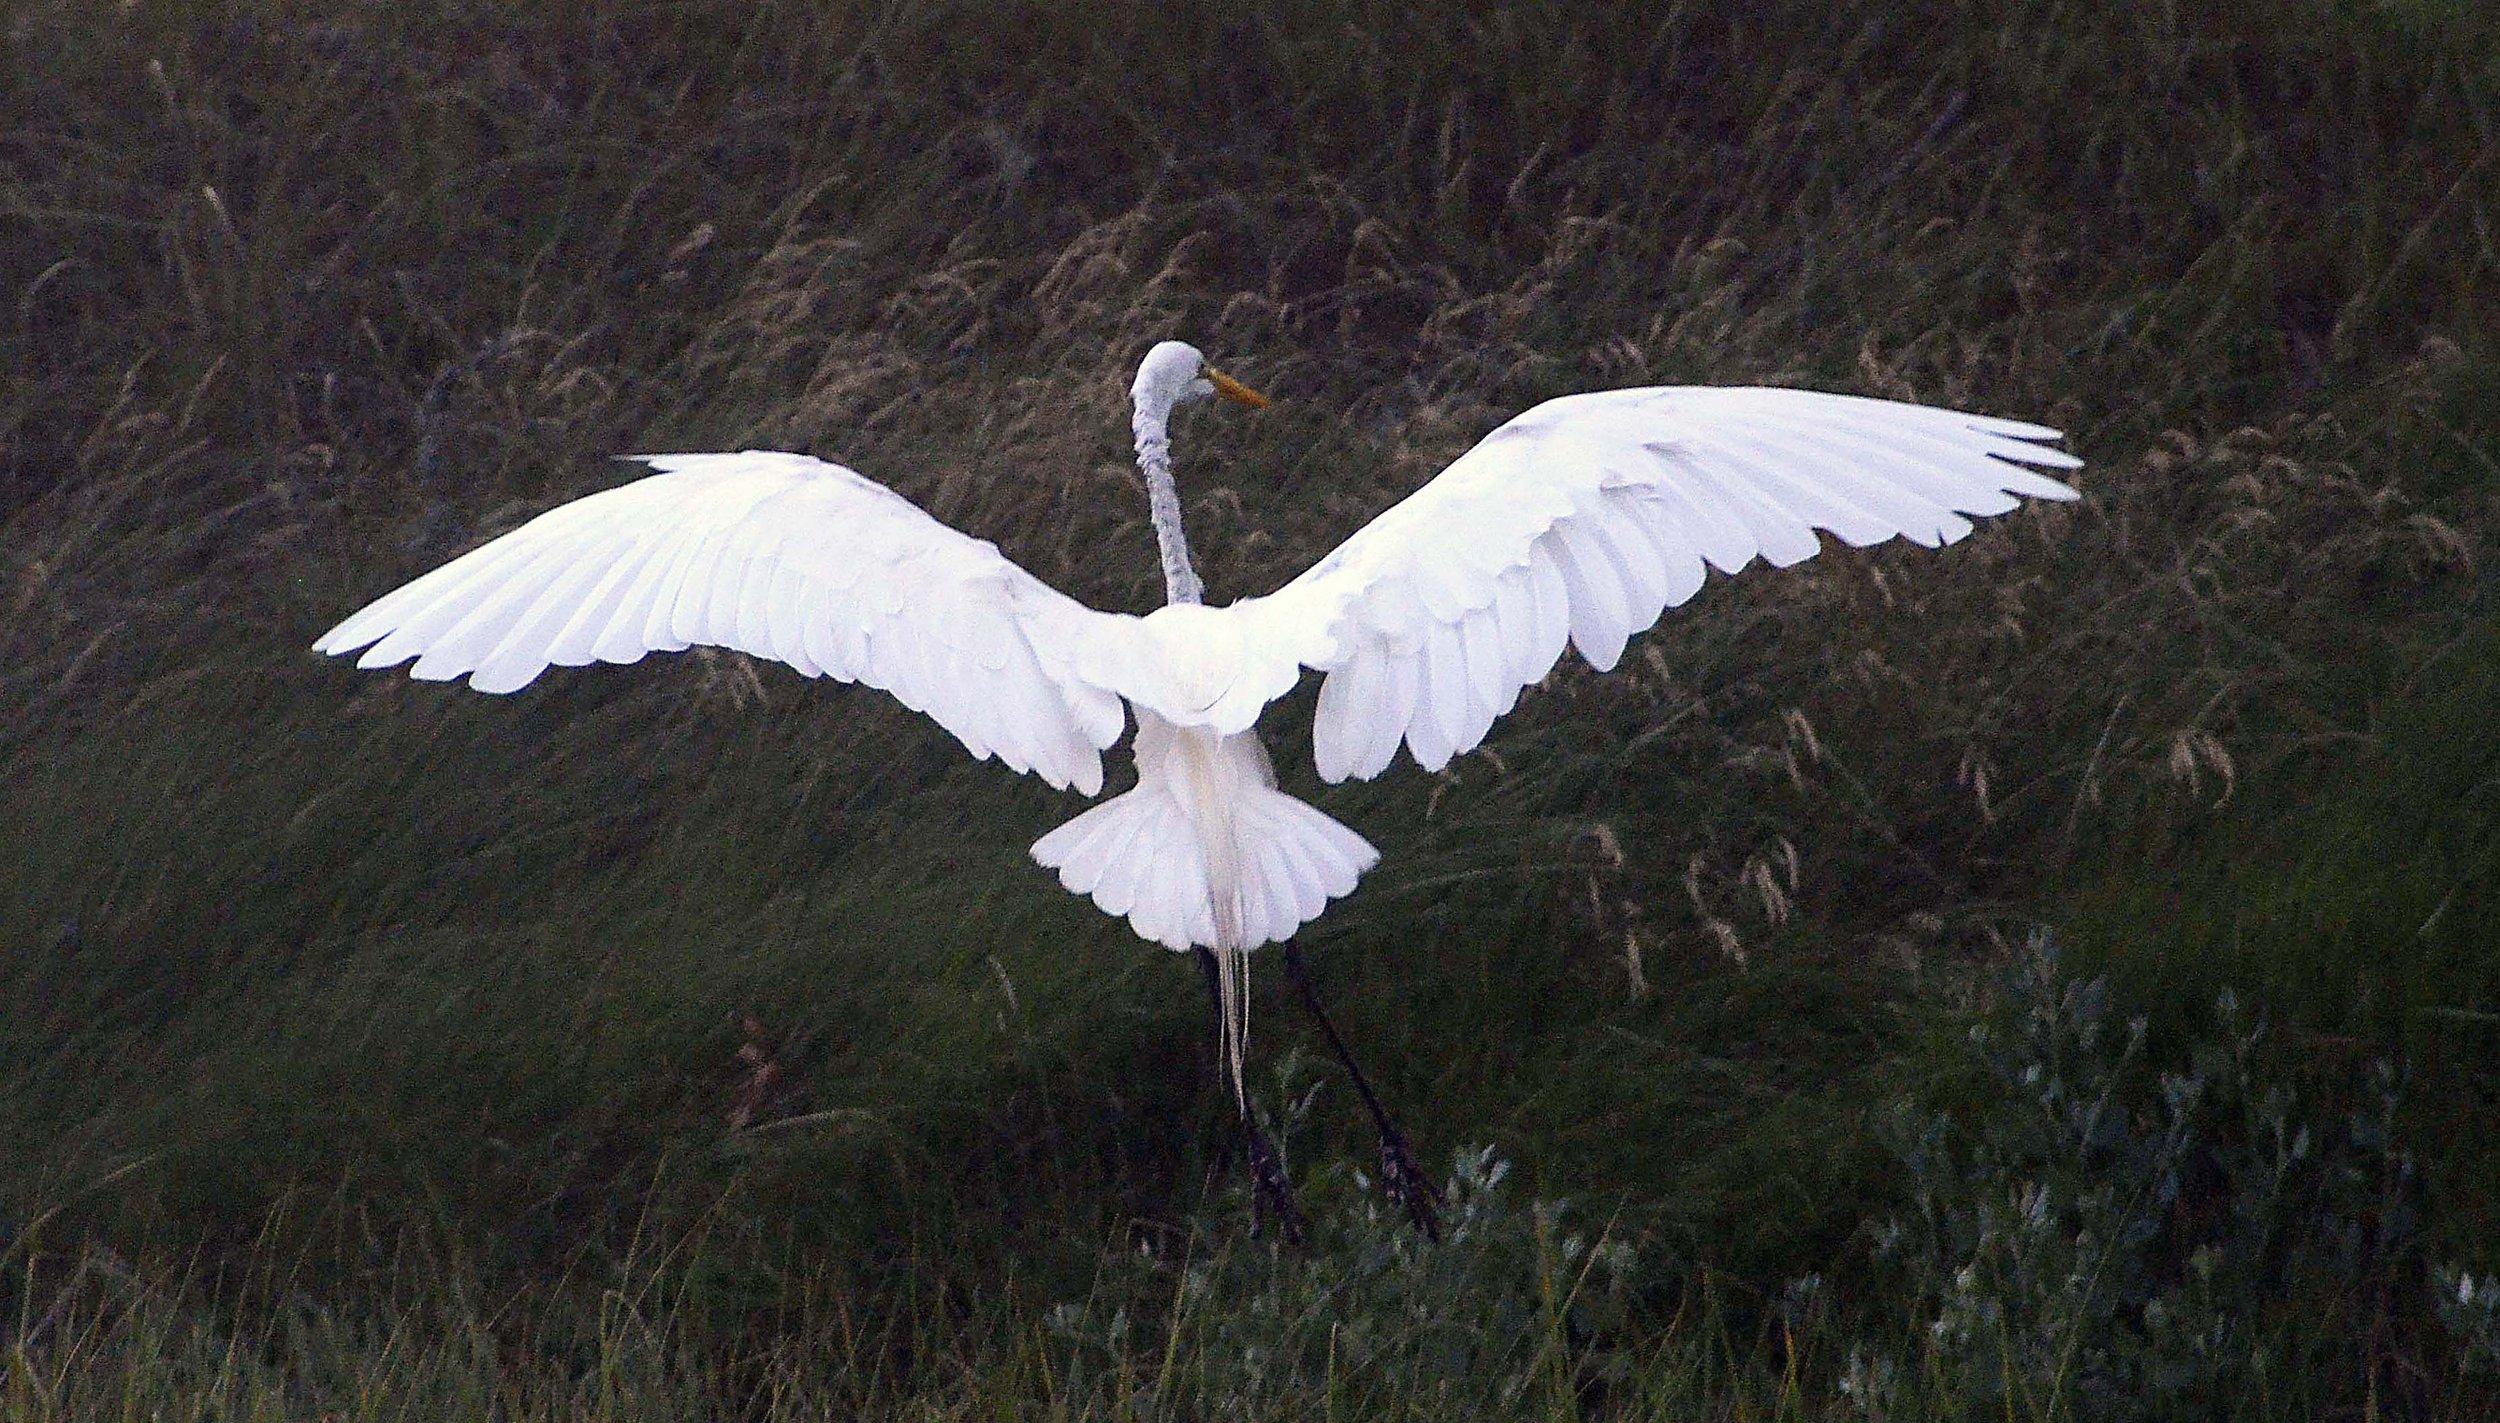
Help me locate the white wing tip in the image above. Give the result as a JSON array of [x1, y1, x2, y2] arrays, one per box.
[[1962, 413, 2065, 440], [350, 642, 414, 672], [313, 615, 387, 657], [2000, 464, 2083, 500], [2002, 446, 2085, 474]]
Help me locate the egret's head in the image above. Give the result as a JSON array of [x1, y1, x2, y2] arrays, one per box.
[[1131, 340, 1269, 424]]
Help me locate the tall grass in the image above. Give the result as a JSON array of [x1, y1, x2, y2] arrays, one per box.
[[2, 0, 2496, 1415]]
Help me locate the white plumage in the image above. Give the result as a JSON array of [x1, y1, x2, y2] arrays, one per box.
[[319, 451, 1126, 794], [318, 344, 2080, 983]]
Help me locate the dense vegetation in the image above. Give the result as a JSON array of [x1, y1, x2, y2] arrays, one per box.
[[2, 0, 2496, 1416]]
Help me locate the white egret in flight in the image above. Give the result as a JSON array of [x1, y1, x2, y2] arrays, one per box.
[[317, 339, 2080, 1238]]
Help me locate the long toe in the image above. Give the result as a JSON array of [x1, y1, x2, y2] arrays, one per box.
[[1249, 1130, 1309, 1248], [1378, 1128, 1444, 1242]]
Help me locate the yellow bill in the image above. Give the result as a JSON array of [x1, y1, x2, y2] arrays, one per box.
[[1206, 366, 1270, 409]]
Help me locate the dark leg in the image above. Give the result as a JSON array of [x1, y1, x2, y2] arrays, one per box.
[[1280, 940, 1442, 1241], [1195, 946, 1305, 1246]]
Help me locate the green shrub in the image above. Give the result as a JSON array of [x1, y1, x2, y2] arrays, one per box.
[[1854, 940, 2460, 1420], [1042, 1054, 1641, 1419]]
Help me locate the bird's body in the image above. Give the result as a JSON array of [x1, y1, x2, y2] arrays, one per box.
[[1031, 706, 1377, 1097], [317, 339, 2082, 1206]]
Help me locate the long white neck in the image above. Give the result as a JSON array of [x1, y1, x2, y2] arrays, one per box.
[[1132, 403, 1203, 607]]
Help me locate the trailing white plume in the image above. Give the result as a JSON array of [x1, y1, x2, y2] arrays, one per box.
[[1030, 710, 1378, 1103]]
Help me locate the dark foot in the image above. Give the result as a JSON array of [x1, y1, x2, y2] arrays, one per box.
[[1247, 1123, 1308, 1247], [1376, 1123, 1443, 1242], [1194, 944, 1307, 1245], [1279, 940, 1442, 1241]]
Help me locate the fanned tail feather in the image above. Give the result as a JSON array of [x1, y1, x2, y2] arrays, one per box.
[[1031, 775, 1378, 1107], [1031, 782, 1377, 953]]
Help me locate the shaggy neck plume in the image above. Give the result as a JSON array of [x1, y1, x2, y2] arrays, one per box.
[[1132, 403, 1204, 607]]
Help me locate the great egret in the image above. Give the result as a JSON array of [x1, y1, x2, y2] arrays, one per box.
[[317, 339, 2081, 1237]]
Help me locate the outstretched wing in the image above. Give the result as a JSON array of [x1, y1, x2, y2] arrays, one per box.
[[314, 452, 1132, 794], [1213, 385, 2082, 781]]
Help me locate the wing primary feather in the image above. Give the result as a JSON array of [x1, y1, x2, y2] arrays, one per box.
[[1665, 427, 1905, 550], [466, 545, 632, 692], [399, 538, 605, 683], [1660, 451, 1823, 568], [322, 511, 580, 656], [588, 517, 705, 661], [653, 520, 737, 649], [351, 532, 580, 669], [1773, 410, 2023, 517], [544, 525, 677, 666], [1776, 401, 2078, 507], [1714, 422, 1957, 548]]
